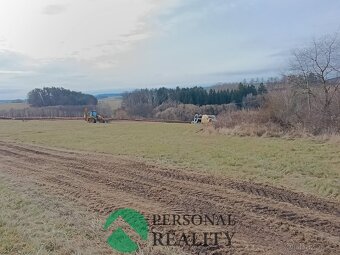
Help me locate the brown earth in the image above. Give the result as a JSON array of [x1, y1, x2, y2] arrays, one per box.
[[0, 140, 339, 255]]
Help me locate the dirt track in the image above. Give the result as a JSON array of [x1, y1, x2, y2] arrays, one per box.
[[0, 141, 339, 255]]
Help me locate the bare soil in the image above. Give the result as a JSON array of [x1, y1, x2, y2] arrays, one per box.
[[0, 141, 339, 255]]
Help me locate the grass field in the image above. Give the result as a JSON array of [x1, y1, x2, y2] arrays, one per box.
[[0, 103, 29, 111], [98, 98, 122, 112], [0, 177, 108, 255], [0, 100, 121, 114], [0, 120, 339, 200], [0, 174, 187, 255]]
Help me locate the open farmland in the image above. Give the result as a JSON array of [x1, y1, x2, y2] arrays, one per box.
[[0, 120, 339, 199], [98, 97, 122, 109], [98, 97, 122, 113], [0, 102, 29, 111], [0, 120, 339, 255]]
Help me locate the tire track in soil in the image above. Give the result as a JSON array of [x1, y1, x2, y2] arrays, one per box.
[[0, 141, 339, 255], [1, 141, 338, 216]]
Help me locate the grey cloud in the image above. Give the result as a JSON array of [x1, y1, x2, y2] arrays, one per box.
[[0, 51, 95, 99], [0, 88, 22, 94], [210, 67, 281, 77], [0, 70, 35, 75], [0, 50, 37, 75], [268, 50, 292, 58], [42, 4, 67, 15], [0, 88, 25, 101]]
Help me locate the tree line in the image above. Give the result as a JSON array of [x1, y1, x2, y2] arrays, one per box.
[[122, 83, 267, 109], [27, 87, 97, 107]]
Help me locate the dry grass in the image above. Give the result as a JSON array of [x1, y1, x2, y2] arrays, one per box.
[[99, 98, 122, 110], [0, 176, 110, 255], [214, 108, 340, 139], [136, 245, 189, 255], [214, 109, 285, 137], [0, 174, 189, 255], [0, 103, 28, 111]]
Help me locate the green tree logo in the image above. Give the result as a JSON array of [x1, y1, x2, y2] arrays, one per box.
[[103, 208, 149, 253]]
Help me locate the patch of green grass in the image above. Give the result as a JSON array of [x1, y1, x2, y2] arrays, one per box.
[[0, 120, 339, 199]]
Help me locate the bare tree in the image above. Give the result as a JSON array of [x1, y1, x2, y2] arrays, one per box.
[[290, 34, 340, 122]]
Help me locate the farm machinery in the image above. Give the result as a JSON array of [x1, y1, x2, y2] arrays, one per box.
[[191, 114, 216, 124], [84, 108, 106, 123]]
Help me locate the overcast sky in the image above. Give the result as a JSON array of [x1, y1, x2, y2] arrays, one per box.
[[0, 0, 339, 99]]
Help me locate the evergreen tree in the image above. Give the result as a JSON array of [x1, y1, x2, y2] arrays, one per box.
[[257, 83, 268, 94]]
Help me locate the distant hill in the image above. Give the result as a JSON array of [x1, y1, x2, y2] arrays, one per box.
[[206, 82, 240, 91], [0, 99, 25, 104], [328, 77, 340, 83], [0, 100, 12, 104], [95, 93, 123, 100]]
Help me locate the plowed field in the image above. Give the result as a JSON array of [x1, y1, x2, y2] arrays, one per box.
[[0, 141, 339, 254]]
